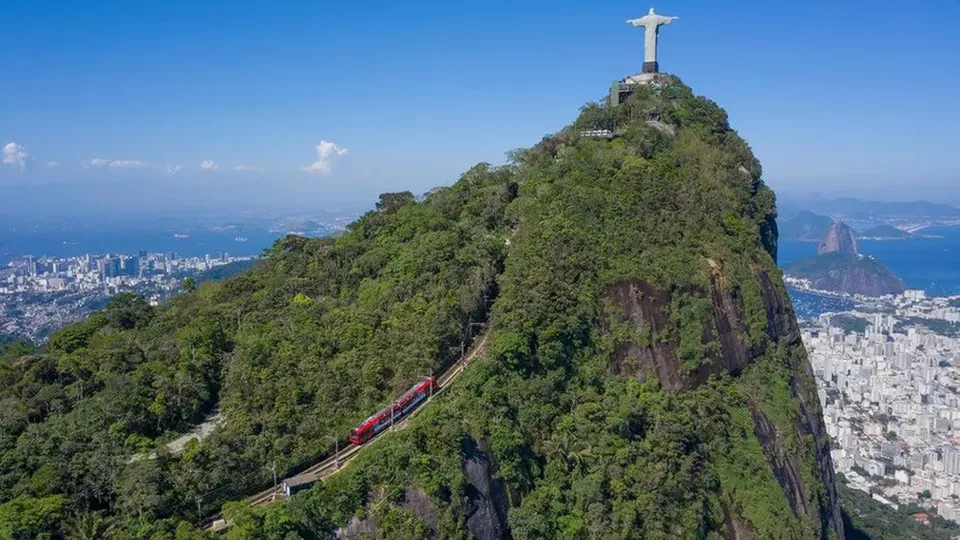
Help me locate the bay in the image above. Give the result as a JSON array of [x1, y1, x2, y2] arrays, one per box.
[[0, 226, 284, 265], [779, 225, 960, 297]]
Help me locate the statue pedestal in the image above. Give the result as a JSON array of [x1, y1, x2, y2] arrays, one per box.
[[642, 61, 659, 73]]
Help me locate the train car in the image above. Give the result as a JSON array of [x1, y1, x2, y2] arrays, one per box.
[[349, 377, 436, 445]]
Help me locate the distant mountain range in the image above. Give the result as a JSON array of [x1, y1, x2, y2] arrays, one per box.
[[857, 224, 912, 240], [778, 210, 835, 242], [780, 196, 960, 220], [779, 213, 923, 242], [776, 196, 959, 242]]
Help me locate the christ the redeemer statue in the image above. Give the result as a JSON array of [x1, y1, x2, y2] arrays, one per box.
[[627, 8, 678, 74]]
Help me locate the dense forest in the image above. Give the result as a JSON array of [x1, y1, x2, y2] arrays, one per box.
[[0, 171, 513, 537], [0, 76, 926, 538], [838, 482, 958, 540]]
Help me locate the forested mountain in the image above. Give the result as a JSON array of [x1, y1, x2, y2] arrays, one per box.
[[857, 225, 912, 240], [1, 77, 873, 538], [779, 210, 833, 242], [0, 176, 513, 538]]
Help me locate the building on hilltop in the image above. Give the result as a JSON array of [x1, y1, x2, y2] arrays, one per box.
[[612, 7, 678, 105]]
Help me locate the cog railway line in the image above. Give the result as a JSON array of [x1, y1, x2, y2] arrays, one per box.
[[206, 332, 489, 533]]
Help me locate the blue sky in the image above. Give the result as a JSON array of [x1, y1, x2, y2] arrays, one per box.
[[2, 0, 959, 217]]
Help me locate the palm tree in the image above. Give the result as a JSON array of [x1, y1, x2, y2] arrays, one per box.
[[63, 511, 116, 540]]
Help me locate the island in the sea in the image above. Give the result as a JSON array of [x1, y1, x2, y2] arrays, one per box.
[[786, 220, 906, 297], [856, 224, 913, 240]]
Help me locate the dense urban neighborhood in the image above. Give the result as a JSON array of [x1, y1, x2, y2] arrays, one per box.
[[0, 251, 256, 341], [805, 290, 960, 526]]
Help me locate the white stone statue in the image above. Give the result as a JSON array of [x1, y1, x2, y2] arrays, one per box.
[[627, 8, 678, 73]]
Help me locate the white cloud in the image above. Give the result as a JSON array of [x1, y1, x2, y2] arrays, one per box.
[[86, 158, 148, 169], [45, 161, 59, 168], [2, 142, 29, 171], [200, 159, 219, 171], [108, 160, 148, 169], [301, 140, 348, 175], [233, 165, 265, 172], [164, 164, 184, 175]]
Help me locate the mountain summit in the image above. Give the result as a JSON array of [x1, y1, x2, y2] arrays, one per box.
[[0, 77, 852, 539], [818, 220, 859, 255]]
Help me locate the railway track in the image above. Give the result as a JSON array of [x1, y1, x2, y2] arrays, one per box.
[[207, 333, 489, 533]]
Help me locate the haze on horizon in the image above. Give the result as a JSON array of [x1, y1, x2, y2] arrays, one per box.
[[2, 0, 959, 220]]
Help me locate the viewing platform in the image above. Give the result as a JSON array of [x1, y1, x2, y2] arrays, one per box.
[[610, 73, 672, 106]]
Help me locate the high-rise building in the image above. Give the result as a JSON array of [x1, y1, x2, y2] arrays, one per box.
[[138, 250, 148, 258], [125, 256, 140, 277], [881, 441, 900, 460], [944, 446, 960, 476], [904, 289, 927, 301], [104, 257, 122, 278]]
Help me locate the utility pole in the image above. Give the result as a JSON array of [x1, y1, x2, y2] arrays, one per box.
[[465, 321, 486, 360], [324, 435, 341, 470], [267, 461, 278, 491], [469, 321, 485, 339], [421, 375, 434, 398]]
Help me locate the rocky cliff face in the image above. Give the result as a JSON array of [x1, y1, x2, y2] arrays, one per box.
[[604, 263, 844, 538], [462, 438, 511, 540], [818, 221, 859, 255], [605, 268, 797, 391]]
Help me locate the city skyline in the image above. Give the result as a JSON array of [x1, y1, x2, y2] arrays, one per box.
[[804, 294, 960, 522], [0, 248, 257, 341], [2, 0, 959, 216]]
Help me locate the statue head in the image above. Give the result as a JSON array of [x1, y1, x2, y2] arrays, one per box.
[[648, 8, 655, 15]]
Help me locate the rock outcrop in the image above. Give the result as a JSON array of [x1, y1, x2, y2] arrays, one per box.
[[604, 271, 761, 392], [604, 264, 844, 538], [788, 220, 905, 296], [818, 221, 859, 256], [462, 438, 510, 540]]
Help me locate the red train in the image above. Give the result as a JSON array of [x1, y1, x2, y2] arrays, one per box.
[[349, 377, 436, 445]]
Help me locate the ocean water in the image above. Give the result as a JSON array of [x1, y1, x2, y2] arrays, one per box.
[[0, 227, 284, 265], [779, 225, 960, 297], [5, 219, 958, 306], [786, 289, 855, 321]]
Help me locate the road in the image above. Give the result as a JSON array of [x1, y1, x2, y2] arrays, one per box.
[[207, 332, 489, 533]]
